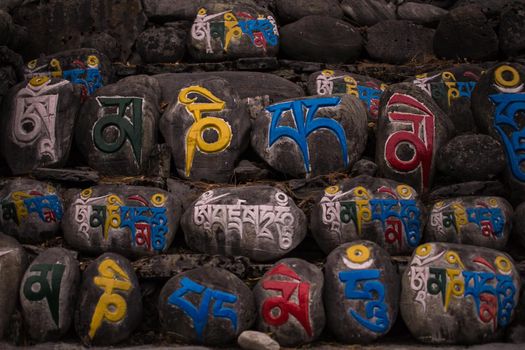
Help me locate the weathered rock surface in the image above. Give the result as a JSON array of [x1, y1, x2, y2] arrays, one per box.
[[350, 159, 378, 177], [0, 10, 13, 46], [397, 2, 448, 24], [513, 201, 525, 249], [136, 23, 188, 63], [499, 2, 525, 57], [275, 0, 343, 23], [428, 181, 509, 202], [238, 330, 280, 350], [143, 0, 258, 22], [0, 46, 23, 106], [341, 0, 396, 26]]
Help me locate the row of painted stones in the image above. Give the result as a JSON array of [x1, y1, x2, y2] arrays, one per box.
[[0, 176, 518, 260], [0, 237, 519, 346]]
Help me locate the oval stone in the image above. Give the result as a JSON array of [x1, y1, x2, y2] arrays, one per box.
[[19, 247, 80, 341], [426, 197, 512, 250], [0, 178, 64, 243], [158, 266, 255, 345], [75, 253, 142, 346], [63, 185, 181, 257], [401, 242, 521, 344], [181, 185, 306, 262], [253, 258, 325, 346], [324, 241, 399, 343], [311, 175, 425, 255]]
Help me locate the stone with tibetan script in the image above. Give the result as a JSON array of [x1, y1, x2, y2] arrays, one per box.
[[158, 266, 255, 345], [160, 77, 251, 182], [376, 83, 455, 193], [401, 242, 521, 344], [310, 175, 424, 255], [75, 253, 142, 346], [253, 258, 325, 346], [181, 186, 306, 262], [0, 178, 64, 243], [307, 70, 387, 122], [0, 232, 27, 339], [0, 76, 81, 175], [324, 240, 399, 343], [19, 247, 80, 342], [187, 2, 279, 61], [75, 75, 161, 176], [426, 197, 512, 250], [251, 95, 368, 178], [62, 185, 181, 257]]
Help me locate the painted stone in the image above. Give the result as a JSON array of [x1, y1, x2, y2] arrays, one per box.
[[274, 0, 343, 24], [340, 0, 396, 27], [307, 70, 387, 122], [251, 95, 368, 178], [0, 76, 80, 175], [0, 178, 63, 243], [397, 2, 448, 24], [324, 241, 399, 343], [426, 197, 512, 250], [411, 65, 483, 133], [254, 258, 325, 346], [182, 186, 306, 262], [136, 23, 188, 64], [158, 266, 255, 345], [0, 233, 27, 339], [75, 75, 161, 176], [375, 83, 455, 193], [280, 16, 362, 64], [401, 242, 521, 344], [75, 253, 142, 346], [19, 247, 80, 341], [310, 175, 424, 256], [63, 185, 181, 257], [160, 77, 251, 182], [187, 2, 279, 61]]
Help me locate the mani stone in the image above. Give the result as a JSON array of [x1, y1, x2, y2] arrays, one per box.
[[0, 76, 80, 175], [253, 258, 325, 346], [307, 70, 387, 122], [310, 175, 425, 256], [324, 241, 400, 344], [401, 242, 521, 344], [158, 266, 256, 345], [19, 247, 80, 342], [0, 178, 64, 243], [238, 330, 280, 350], [340, 0, 396, 27], [135, 23, 188, 63], [280, 16, 362, 64], [75, 253, 142, 346], [375, 82, 455, 194], [181, 185, 307, 262], [187, 2, 279, 61], [251, 95, 368, 178], [411, 65, 483, 133], [62, 185, 181, 258], [426, 196, 513, 250], [0, 232, 27, 339], [274, 0, 343, 24], [76, 75, 161, 176], [160, 77, 251, 183]]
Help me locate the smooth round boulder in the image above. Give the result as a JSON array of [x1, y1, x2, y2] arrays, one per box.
[[136, 23, 188, 63], [275, 0, 343, 23], [251, 95, 368, 178], [20, 248, 80, 341], [397, 2, 448, 25], [401, 242, 521, 344], [75, 253, 142, 346], [238, 330, 280, 350], [254, 258, 325, 346], [158, 267, 255, 345], [182, 185, 306, 262], [324, 241, 399, 343]]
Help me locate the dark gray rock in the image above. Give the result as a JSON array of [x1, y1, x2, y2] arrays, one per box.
[[453, 0, 525, 17], [376, 83, 455, 193], [397, 2, 448, 24], [75, 253, 142, 346], [310, 175, 425, 255], [238, 330, 279, 350], [0, 179, 63, 243], [513, 201, 525, 248], [341, 0, 396, 26], [166, 179, 203, 213], [20, 248, 80, 342], [251, 95, 368, 178], [0, 46, 23, 106], [76, 75, 161, 176], [0, 10, 13, 46], [182, 186, 306, 262], [433, 6, 499, 61], [158, 266, 255, 345], [0, 0, 23, 12], [136, 24, 188, 63], [143, 0, 258, 22], [324, 241, 399, 343], [280, 16, 362, 64], [160, 77, 251, 182], [410, 0, 456, 8], [254, 258, 324, 346], [437, 134, 506, 181], [275, 0, 343, 24], [233, 160, 272, 183], [350, 159, 378, 177], [401, 242, 521, 344], [365, 20, 435, 65], [81, 33, 122, 62], [62, 185, 181, 257], [499, 2, 525, 57], [428, 181, 508, 202]]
